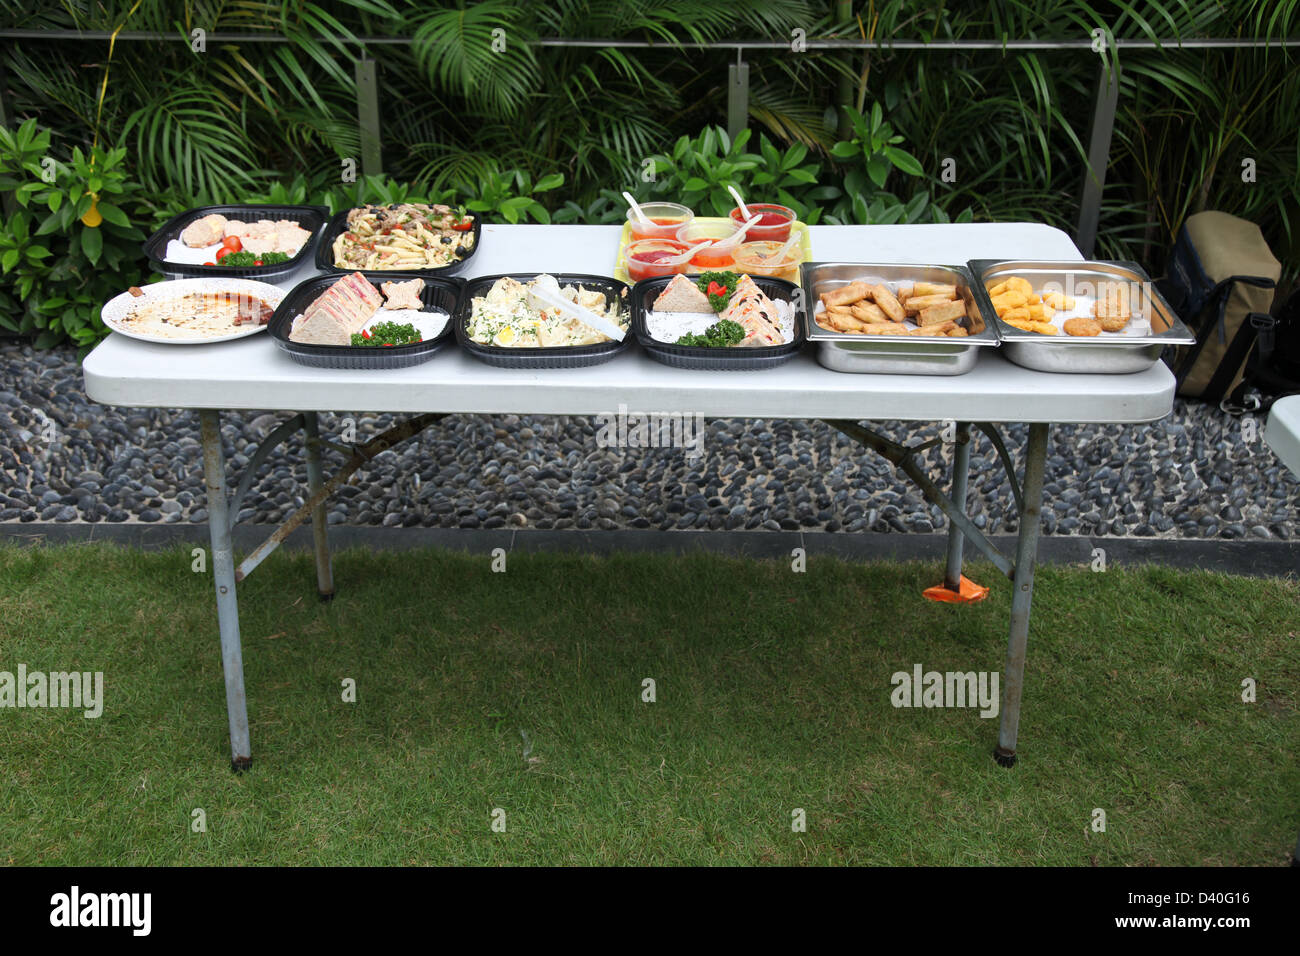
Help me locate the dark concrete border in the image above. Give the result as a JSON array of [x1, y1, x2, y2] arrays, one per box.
[[2, 522, 1297, 577]]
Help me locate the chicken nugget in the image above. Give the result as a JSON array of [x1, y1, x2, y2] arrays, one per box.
[[1003, 316, 1059, 335], [1043, 291, 1076, 311], [1000, 306, 1031, 324], [869, 283, 906, 322], [1063, 317, 1102, 337], [991, 290, 1029, 312], [1096, 313, 1130, 333], [989, 276, 1032, 298]]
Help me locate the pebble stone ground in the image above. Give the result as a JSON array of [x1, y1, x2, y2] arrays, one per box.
[[3, 342, 1298, 540]]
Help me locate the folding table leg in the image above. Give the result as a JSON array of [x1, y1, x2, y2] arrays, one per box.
[[302, 411, 334, 601], [199, 410, 252, 772], [944, 422, 973, 590], [994, 422, 1049, 768]]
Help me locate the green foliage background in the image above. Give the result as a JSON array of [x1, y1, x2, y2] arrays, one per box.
[[0, 1, 1297, 346]]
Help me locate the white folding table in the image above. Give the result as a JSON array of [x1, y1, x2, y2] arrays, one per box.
[[83, 223, 1177, 770]]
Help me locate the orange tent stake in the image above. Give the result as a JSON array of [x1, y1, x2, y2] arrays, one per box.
[[922, 574, 990, 604]]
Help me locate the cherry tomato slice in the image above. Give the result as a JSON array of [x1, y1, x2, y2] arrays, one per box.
[[221, 236, 242, 252], [203, 261, 216, 266], [215, 247, 233, 262], [451, 217, 474, 232]]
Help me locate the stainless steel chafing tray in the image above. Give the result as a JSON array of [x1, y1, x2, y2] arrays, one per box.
[[967, 259, 1196, 374], [801, 262, 999, 375]]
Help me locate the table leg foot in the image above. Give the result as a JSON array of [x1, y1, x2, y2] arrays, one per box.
[[943, 422, 973, 590], [993, 746, 1017, 768], [231, 756, 253, 774]]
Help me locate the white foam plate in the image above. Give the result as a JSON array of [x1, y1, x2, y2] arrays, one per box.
[[101, 278, 287, 345]]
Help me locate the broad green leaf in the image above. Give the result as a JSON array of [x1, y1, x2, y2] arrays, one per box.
[[867, 153, 891, 189], [884, 146, 925, 178], [94, 202, 131, 227], [80, 226, 103, 265]]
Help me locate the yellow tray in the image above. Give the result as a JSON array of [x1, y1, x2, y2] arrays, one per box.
[[613, 217, 813, 286]]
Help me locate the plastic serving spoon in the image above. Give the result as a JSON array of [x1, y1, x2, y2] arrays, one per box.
[[708, 214, 763, 255], [527, 278, 627, 343], [764, 231, 802, 264], [727, 185, 752, 220], [622, 191, 652, 227]]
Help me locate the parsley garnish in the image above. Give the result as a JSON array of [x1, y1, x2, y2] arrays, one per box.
[[695, 271, 740, 312], [675, 319, 746, 348], [351, 321, 423, 347]]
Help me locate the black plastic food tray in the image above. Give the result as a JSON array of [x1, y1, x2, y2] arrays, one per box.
[[143, 204, 329, 281], [631, 274, 805, 370], [454, 273, 632, 369], [314, 205, 482, 277], [268, 273, 462, 370]]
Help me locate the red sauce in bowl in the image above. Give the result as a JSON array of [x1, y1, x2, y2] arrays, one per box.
[[627, 239, 690, 281], [729, 203, 795, 242]]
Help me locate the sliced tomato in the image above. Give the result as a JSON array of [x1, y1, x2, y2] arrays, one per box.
[[221, 236, 242, 252], [215, 247, 234, 262], [203, 260, 216, 266], [451, 217, 474, 232], [253, 259, 263, 266]]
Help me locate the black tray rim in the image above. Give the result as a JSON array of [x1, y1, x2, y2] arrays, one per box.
[[630, 273, 806, 359], [267, 271, 463, 363], [313, 205, 483, 277], [454, 272, 633, 363], [142, 203, 330, 280]]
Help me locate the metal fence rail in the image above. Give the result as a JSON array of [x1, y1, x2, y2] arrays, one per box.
[[1, 29, 1296, 255]]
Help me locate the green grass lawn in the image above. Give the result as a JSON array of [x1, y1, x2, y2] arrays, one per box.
[[1, 541, 1296, 866]]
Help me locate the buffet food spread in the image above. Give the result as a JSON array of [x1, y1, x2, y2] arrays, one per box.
[[117, 200, 1197, 374]]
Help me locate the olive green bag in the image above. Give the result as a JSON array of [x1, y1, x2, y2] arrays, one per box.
[[1164, 211, 1280, 403]]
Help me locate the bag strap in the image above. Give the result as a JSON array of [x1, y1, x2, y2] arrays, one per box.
[[1203, 311, 1274, 405], [1173, 274, 1277, 387]]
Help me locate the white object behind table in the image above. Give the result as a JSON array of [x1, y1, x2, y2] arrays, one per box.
[[1265, 395, 1300, 476]]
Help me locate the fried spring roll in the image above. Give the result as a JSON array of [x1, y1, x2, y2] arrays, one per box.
[[851, 301, 892, 324], [904, 293, 959, 315], [870, 284, 906, 322], [918, 299, 968, 326], [821, 282, 871, 309], [912, 282, 957, 298]]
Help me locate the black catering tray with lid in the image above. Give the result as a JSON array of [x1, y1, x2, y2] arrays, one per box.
[[143, 203, 329, 281], [268, 272, 462, 370], [454, 272, 632, 369], [630, 273, 805, 370]]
